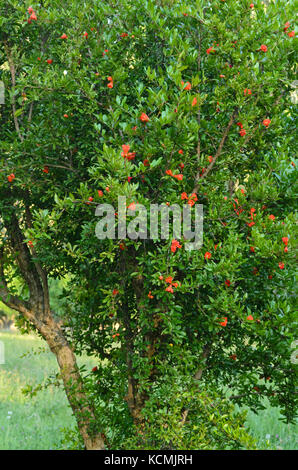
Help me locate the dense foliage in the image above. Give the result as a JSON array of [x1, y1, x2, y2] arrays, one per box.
[[0, 0, 297, 449]]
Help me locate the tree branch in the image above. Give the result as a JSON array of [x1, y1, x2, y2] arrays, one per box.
[[4, 42, 24, 142], [196, 24, 202, 163], [2, 209, 46, 315], [193, 108, 238, 192]]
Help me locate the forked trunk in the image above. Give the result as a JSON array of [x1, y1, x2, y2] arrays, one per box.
[[0, 211, 106, 450], [38, 317, 106, 450]]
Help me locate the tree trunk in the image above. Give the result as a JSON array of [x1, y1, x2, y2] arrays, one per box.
[[38, 317, 106, 450], [0, 251, 106, 449], [1, 44, 106, 450]]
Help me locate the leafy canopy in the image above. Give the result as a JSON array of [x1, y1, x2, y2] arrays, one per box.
[[0, 0, 297, 449]]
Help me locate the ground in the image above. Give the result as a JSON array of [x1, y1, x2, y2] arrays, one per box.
[[0, 330, 297, 450]]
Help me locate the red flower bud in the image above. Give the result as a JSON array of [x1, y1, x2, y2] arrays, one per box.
[[140, 112, 150, 122]]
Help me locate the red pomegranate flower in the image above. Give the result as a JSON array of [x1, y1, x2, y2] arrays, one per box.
[[260, 44, 268, 52], [121, 144, 135, 161], [284, 21, 290, 32], [140, 112, 150, 123], [165, 285, 174, 293], [206, 47, 215, 54], [219, 317, 228, 327], [128, 202, 136, 211], [184, 82, 191, 90], [171, 239, 182, 253], [7, 173, 15, 182]]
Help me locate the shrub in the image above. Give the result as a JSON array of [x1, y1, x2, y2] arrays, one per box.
[[0, 0, 297, 449]]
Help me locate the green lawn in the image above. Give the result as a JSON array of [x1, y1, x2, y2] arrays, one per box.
[[244, 402, 297, 450], [0, 330, 297, 450], [0, 330, 96, 450]]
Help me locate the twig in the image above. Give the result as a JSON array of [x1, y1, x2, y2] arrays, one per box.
[[4, 42, 24, 142], [28, 102, 34, 124], [196, 25, 202, 163], [180, 344, 211, 426], [193, 108, 238, 192]]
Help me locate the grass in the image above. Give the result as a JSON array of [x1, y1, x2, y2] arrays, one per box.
[[245, 403, 297, 450], [0, 330, 96, 450], [0, 330, 297, 450]]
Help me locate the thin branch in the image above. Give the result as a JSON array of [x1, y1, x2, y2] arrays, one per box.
[[2, 210, 45, 314], [229, 390, 298, 400], [193, 108, 238, 192], [4, 42, 24, 142], [0, 248, 32, 318], [45, 163, 79, 173], [194, 343, 211, 380], [196, 25, 202, 163], [180, 344, 211, 426], [240, 93, 285, 151], [28, 102, 34, 124], [23, 197, 50, 315]]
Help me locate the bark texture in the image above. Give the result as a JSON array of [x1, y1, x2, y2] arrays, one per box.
[[0, 210, 105, 450]]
